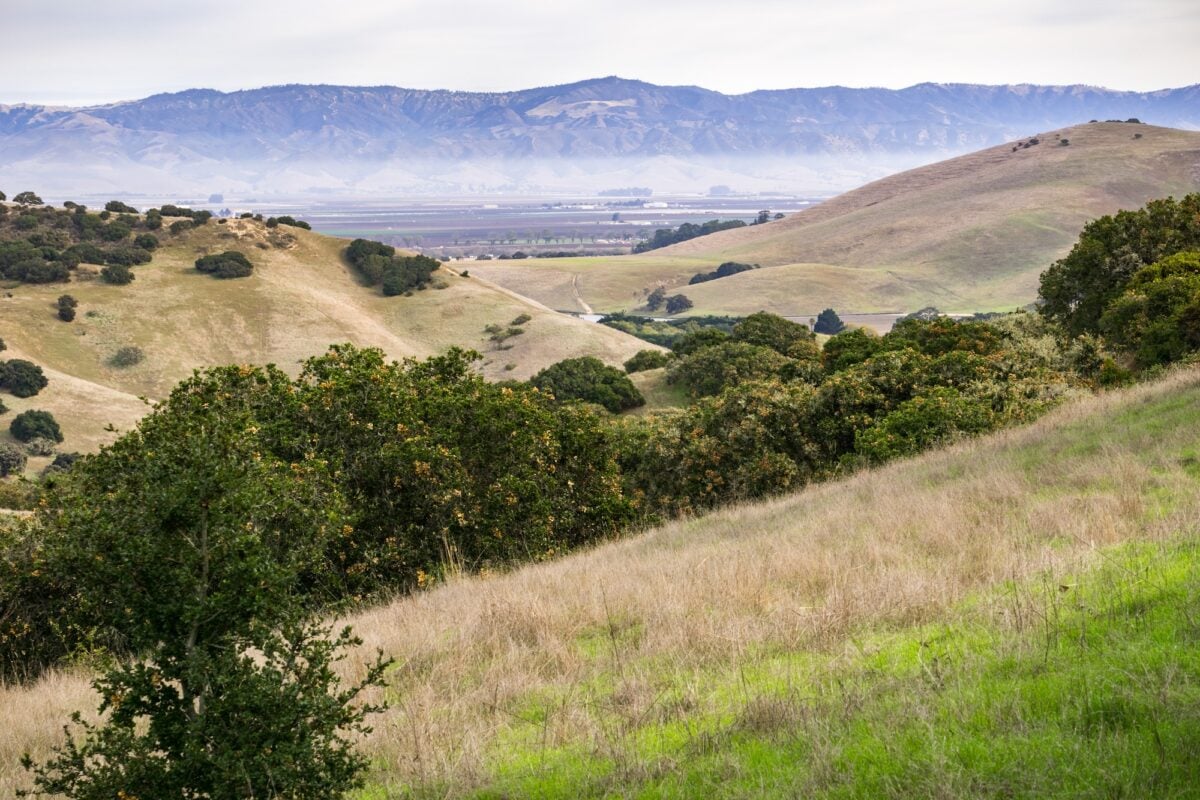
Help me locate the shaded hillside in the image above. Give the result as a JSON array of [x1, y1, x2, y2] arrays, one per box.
[[475, 123, 1200, 314], [1, 80, 1198, 193], [0, 218, 648, 454]]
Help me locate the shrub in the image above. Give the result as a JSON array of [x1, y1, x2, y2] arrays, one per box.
[[24, 437, 56, 457], [13, 191, 43, 206], [511, 313, 532, 325], [855, 388, 996, 463], [732, 312, 817, 357], [56, 294, 78, 310], [646, 286, 667, 311], [57, 306, 75, 322], [195, 251, 253, 279], [109, 346, 146, 368], [100, 263, 135, 284], [530, 356, 645, 413], [169, 219, 193, 235], [0, 359, 49, 398], [822, 328, 881, 372], [104, 200, 138, 214], [667, 341, 794, 397], [665, 294, 693, 314], [624, 349, 670, 373], [688, 261, 757, 285], [10, 409, 63, 443], [103, 246, 152, 266], [0, 443, 26, 477], [133, 233, 159, 250]]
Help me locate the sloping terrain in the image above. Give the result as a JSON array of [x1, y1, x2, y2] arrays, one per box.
[[5, 367, 1199, 798], [0, 219, 648, 455], [474, 123, 1200, 315]]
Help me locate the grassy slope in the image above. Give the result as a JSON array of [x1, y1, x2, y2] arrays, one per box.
[[5, 368, 1199, 798], [0, 219, 650, 457], [471, 123, 1200, 316]]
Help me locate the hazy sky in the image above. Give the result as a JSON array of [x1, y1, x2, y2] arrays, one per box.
[[2, 0, 1197, 106]]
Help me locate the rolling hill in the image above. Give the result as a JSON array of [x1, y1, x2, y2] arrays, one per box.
[[472, 122, 1200, 316], [5, 364, 1198, 798], [0, 218, 649, 458]]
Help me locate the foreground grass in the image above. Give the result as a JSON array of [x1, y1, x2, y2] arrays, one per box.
[[3, 370, 1199, 798]]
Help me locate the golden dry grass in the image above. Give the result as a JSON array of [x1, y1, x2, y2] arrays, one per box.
[[472, 123, 1200, 316], [5, 368, 1198, 797], [0, 220, 650, 458]]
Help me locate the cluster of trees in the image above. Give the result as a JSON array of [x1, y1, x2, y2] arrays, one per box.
[[1039, 193, 1200, 371], [633, 219, 747, 253], [56, 294, 78, 322], [0, 194, 191, 286], [195, 250, 253, 279], [599, 313, 740, 348], [345, 238, 441, 296], [645, 286, 694, 314], [688, 261, 758, 285], [267, 215, 312, 230]]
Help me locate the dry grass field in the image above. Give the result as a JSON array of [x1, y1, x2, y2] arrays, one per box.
[[473, 123, 1200, 316], [0, 220, 651, 456], [6, 367, 1199, 798]]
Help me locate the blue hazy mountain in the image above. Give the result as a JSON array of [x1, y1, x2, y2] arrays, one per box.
[[2, 77, 1196, 195]]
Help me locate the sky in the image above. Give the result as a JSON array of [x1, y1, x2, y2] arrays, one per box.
[[1, 0, 1197, 106]]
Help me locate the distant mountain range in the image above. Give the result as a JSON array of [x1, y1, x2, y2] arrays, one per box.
[[2, 77, 1198, 195]]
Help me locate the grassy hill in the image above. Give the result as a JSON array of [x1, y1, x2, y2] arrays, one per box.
[[0, 219, 649, 458], [6, 367, 1198, 798], [471, 122, 1200, 316]]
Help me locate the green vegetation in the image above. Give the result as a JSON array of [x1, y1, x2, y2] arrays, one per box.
[[664, 293, 693, 314], [0, 359, 48, 398], [813, 307, 845, 334], [9, 409, 63, 443], [634, 219, 748, 253], [1039, 194, 1200, 370], [530, 356, 646, 413], [623, 349, 670, 373], [345, 238, 441, 296], [599, 313, 741, 348], [267, 215, 312, 230], [195, 250, 254, 279], [688, 260, 757, 285], [0, 443, 26, 477]]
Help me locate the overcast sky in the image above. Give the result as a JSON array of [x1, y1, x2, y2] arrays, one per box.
[[2, 0, 1197, 106]]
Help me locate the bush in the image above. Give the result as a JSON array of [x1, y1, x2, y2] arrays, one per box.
[[109, 346, 146, 368], [688, 261, 757, 285], [133, 233, 159, 250], [530, 356, 645, 413], [24, 437, 56, 457], [104, 200, 138, 214], [667, 341, 794, 397], [0, 443, 26, 477], [10, 410, 63, 443], [169, 219, 193, 235], [624, 349, 670, 373], [103, 246, 152, 266], [0, 359, 49, 398], [57, 306, 75, 322], [511, 313, 532, 325], [665, 294, 693, 314], [13, 191, 43, 206], [732, 312, 818, 358], [822, 328, 881, 372], [100, 263, 134, 284], [855, 388, 996, 463], [195, 251, 253, 279]]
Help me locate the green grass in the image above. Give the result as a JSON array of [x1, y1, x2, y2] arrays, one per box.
[[470, 538, 1200, 800]]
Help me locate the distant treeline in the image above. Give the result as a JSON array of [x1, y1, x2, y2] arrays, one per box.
[[633, 219, 747, 253]]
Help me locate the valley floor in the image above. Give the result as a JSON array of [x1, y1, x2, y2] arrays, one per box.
[[4, 369, 1200, 798]]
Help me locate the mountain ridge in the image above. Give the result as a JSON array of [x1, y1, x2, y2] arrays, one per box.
[[3, 78, 1199, 194]]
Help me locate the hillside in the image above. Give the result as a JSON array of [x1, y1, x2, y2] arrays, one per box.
[[473, 122, 1200, 315], [0, 218, 648, 456], [2, 80, 1199, 194], [5, 366, 1198, 798]]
